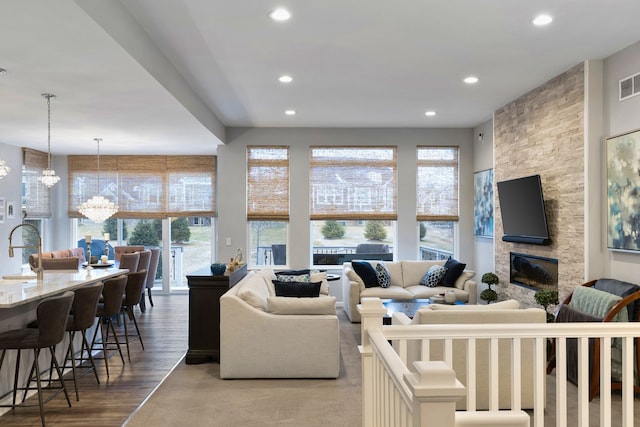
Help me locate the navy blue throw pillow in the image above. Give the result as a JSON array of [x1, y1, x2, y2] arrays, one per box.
[[273, 280, 321, 297], [352, 261, 379, 288], [441, 257, 466, 287]]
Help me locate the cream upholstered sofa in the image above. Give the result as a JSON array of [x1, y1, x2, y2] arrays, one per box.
[[392, 300, 547, 410], [342, 260, 477, 322], [220, 269, 340, 379]]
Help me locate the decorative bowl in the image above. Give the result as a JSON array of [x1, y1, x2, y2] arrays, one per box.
[[210, 263, 227, 275]]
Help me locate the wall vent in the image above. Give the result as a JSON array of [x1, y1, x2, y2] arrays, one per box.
[[619, 72, 640, 101]]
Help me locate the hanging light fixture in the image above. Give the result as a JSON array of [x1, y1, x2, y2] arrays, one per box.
[[77, 138, 119, 223], [0, 159, 10, 179], [38, 93, 61, 188]]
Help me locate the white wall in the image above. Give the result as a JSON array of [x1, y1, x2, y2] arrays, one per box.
[[602, 41, 640, 282], [217, 127, 475, 275], [0, 142, 25, 276], [472, 119, 494, 301]]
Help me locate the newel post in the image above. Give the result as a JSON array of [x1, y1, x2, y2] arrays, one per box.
[[357, 297, 387, 427], [405, 361, 466, 427]]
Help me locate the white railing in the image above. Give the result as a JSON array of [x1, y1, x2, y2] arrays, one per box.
[[358, 298, 639, 427]]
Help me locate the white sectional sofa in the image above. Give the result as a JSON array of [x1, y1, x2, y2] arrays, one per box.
[[220, 269, 340, 379], [342, 260, 477, 322], [392, 300, 547, 410]]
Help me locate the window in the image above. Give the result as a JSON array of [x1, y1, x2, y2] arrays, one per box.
[[417, 147, 459, 259], [310, 147, 397, 265], [22, 148, 51, 218], [247, 146, 289, 266], [68, 155, 216, 219]]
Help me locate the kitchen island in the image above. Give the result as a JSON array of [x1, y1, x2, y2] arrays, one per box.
[[0, 267, 128, 414]]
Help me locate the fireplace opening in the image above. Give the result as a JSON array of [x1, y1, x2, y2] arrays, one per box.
[[510, 252, 558, 291]]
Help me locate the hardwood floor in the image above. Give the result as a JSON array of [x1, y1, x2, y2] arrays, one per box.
[[0, 294, 189, 427]]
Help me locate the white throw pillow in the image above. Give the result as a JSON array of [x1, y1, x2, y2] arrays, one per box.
[[346, 268, 366, 291], [454, 270, 475, 290], [310, 271, 330, 295], [237, 275, 270, 311]]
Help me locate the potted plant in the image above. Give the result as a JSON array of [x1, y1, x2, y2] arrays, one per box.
[[480, 272, 499, 304], [534, 289, 559, 323]]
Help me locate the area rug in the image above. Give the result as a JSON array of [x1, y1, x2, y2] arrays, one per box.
[[124, 312, 363, 427]]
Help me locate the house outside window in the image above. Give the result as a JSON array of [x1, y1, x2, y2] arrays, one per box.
[[246, 146, 289, 267], [417, 147, 459, 260], [310, 146, 397, 266]]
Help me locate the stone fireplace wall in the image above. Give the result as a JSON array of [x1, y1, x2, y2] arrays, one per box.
[[494, 63, 585, 307]]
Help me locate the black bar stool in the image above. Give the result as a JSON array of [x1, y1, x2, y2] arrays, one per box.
[[0, 291, 75, 427]]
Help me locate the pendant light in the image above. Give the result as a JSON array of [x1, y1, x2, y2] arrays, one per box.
[[38, 93, 61, 188], [77, 138, 119, 223], [0, 159, 9, 179]]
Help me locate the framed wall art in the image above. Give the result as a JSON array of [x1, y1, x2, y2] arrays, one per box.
[[607, 128, 640, 252], [473, 168, 494, 237]]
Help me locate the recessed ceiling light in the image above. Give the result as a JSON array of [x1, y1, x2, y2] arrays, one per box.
[[278, 75, 293, 83], [463, 76, 479, 84], [425, 111, 436, 117], [0, 68, 6, 75], [285, 110, 296, 116], [533, 14, 553, 26], [269, 8, 291, 21]]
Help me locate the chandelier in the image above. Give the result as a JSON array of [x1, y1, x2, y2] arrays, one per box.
[[0, 159, 10, 179], [38, 93, 61, 188], [77, 138, 119, 223]]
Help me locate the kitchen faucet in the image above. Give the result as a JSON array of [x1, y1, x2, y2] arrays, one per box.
[[8, 223, 43, 280]]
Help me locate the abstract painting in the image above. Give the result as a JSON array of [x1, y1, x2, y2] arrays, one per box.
[[607, 129, 640, 251], [474, 169, 493, 237]]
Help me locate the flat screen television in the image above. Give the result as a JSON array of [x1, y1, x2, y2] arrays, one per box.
[[497, 174, 551, 245]]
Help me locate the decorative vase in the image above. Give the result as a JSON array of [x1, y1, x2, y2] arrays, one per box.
[[210, 263, 226, 275]]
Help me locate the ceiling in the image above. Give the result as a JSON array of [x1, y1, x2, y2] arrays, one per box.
[[1, 0, 640, 156]]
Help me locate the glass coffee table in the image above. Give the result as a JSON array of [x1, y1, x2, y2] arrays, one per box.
[[381, 299, 434, 325]]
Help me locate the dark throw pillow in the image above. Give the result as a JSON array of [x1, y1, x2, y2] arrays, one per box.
[[352, 261, 379, 288], [441, 257, 466, 287], [273, 280, 321, 298]]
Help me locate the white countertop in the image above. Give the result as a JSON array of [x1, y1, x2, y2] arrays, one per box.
[[0, 268, 128, 308]]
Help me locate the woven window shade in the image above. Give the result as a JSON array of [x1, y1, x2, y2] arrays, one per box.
[[118, 156, 166, 219], [23, 148, 51, 218], [309, 146, 397, 220], [68, 156, 118, 218], [247, 146, 289, 220], [416, 146, 459, 221], [68, 155, 216, 219], [167, 156, 216, 217]]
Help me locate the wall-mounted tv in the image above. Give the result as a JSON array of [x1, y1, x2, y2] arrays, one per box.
[[497, 174, 551, 245]]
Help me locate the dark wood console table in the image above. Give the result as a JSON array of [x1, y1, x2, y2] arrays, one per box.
[[185, 264, 247, 364]]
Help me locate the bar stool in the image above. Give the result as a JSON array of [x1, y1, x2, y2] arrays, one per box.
[[119, 270, 147, 360], [62, 282, 104, 400], [118, 251, 140, 273], [90, 275, 127, 377], [142, 247, 160, 311], [135, 250, 151, 312], [0, 291, 74, 427]]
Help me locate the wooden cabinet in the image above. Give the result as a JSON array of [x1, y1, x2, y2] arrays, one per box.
[[185, 264, 247, 364]]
